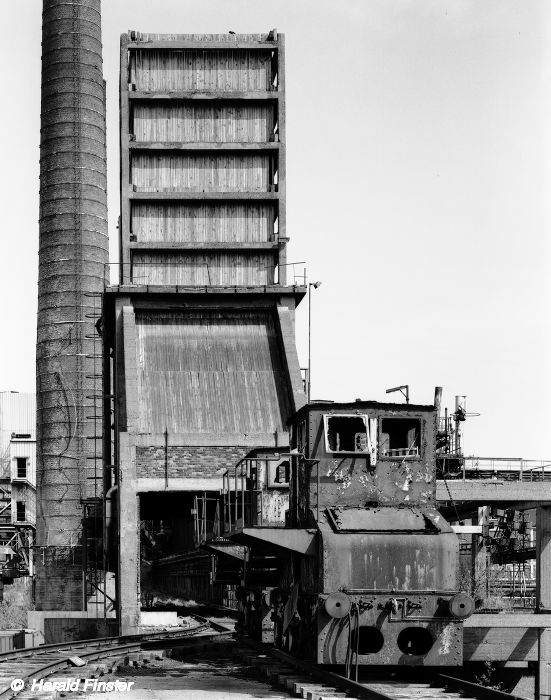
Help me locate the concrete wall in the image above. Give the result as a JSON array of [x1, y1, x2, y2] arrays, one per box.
[[34, 547, 83, 611]]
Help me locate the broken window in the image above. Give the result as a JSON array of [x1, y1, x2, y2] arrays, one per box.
[[323, 415, 378, 464], [16, 458, 27, 479], [16, 502, 25, 522], [380, 418, 421, 458], [267, 458, 290, 487], [325, 415, 367, 453]]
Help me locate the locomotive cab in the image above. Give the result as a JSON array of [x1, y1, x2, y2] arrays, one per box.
[[284, 400, 473, 666]]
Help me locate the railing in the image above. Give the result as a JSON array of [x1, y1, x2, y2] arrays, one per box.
[[101, 262, 308, 289], [439, 456, 551, 482], [193, 494, 221, 547], [222, 459, 263, 534]]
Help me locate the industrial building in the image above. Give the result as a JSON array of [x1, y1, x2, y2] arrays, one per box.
[[0, 392, 36, 581], [27, 2, 551, 698]]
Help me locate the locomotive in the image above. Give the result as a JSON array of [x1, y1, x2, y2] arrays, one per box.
[[202, 399, 474, 669]]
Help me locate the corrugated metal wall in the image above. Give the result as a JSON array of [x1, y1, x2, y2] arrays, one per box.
[[129, 49, 272, 92], [131, 153, 271, 193], [135, 311, 291, 435], [132, 252, 274, 286], [133, 104, 273, 143], [0, 393, 35, 478], [10, 441, 37, 487], [124, 36, 280, 284], [132, 203, 274, 243]]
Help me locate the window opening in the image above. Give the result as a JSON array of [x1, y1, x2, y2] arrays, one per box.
[[326, 415, 367, 453], [324, 415, 377, 462], [16, 458, 27, 479], [16, 502, 25, 522], [274, 459, 290, 484], [380, 418, 421, 458], [267, 459, 290, 487]]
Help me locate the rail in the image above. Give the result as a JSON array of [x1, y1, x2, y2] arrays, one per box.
[[0, 614, 232, 699], [243, 642, 528, 700], [439, 455, 551, 482]]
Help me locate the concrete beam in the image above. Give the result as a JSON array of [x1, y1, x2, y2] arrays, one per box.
[[129, 190, 279, 201], [464, 615, 551, 628], [127, 40, 278, 50], [437, 480, 551, 504], [129, 141, 281, 151], [136, 477, 223, 492], [129, 90, 280, 101], [464, 627, 537, 661], [105, 285, 306, 299], [132, 432, 280, 448]]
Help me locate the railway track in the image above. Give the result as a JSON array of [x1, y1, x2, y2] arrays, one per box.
[[0, 616, 527, 700], [0, 614, 233, 699], [242, 645, 528, 700]]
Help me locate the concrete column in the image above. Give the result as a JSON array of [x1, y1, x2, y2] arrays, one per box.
[[472, 507, 489, 604], [260, 589, 274, 643], [118, 434, 139, 634], [536, 506, 551, 700], [116, 303, 141, 634], [276, 305, 306, 411]]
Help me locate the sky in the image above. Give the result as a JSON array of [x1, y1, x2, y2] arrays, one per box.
[[1, 0, 549, 459]]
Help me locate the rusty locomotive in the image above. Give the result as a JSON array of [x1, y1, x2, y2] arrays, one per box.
[[201, 399, 474, 669]]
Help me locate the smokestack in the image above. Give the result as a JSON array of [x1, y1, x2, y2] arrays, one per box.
[[36, 0, 108, 606], [434, 386, 442, 416]]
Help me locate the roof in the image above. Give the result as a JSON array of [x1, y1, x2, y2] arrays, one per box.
[[291, 400, 436, 423]]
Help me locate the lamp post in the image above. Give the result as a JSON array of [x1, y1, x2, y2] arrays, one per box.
[[308, 281, 322, 402]]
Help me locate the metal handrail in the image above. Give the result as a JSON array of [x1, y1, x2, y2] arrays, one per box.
[[221, 457, 273, 533], [440, 456, 551, 482]]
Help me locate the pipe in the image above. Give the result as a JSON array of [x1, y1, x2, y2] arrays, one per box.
[[104, 485, 118, 570], [434, 386, 442, 416]]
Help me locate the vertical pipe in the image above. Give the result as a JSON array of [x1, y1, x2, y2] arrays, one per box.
[[36, 0, 108, 608], [434, 386, 442, 415], [316, 460, 320, 524], [234, 465, 238, 526], [241, 462, 245, 525], [164, 428, 168, 488], [307, 283, 311, 402]]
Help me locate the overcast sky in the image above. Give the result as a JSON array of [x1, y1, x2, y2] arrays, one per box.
[[1, 1, 549, 459]]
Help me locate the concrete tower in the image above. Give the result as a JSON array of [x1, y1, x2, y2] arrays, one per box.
[[36, 0, 108, 611]]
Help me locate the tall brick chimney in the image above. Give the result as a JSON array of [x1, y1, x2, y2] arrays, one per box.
[[36, 0, 108, 610]]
